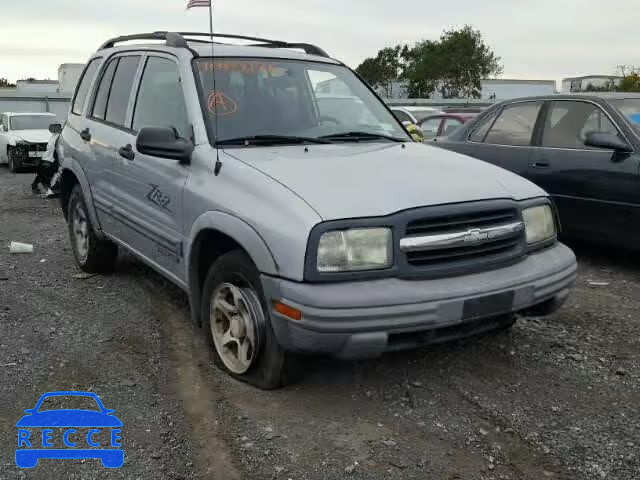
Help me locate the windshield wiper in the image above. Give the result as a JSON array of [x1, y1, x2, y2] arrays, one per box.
[[217, 135, 332, 146], [319, 131, 406, 143]]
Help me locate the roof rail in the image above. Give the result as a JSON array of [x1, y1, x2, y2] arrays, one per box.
[[98, 31, 330, 57]]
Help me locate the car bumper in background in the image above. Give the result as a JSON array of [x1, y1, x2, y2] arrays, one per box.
[[262, 243, 577, 359]]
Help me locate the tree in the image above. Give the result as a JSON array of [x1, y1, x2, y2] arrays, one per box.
[[616, 65, 640, 92], [356, 46, 403, 97], [402, 26, 503, 98], [0, 78, 16, 88]]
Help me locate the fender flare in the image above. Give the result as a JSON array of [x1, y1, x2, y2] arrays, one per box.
[[186, 211, 279, 327], [60, 158, 103, 235], [187, 210, 279, 276]]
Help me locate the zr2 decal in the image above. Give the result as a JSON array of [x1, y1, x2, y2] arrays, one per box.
[[146, 184, 172, 213]]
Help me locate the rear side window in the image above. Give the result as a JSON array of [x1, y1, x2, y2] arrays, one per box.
[[132, 57, 190, 138], [542, 101, 620, 149], [92, 59, 118, 121], [72, 58, 102, 116], [105, 56, 141, 127], [483, 102, 542, 146]]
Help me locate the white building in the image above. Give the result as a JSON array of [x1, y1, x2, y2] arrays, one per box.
[[480, 79, 556, 99], [561, 75, 623, 93], [58, 64, 86, 94], [15, 79, 59, 93]]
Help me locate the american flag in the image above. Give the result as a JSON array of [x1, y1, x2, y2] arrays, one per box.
[[187, 0, 211, 8]]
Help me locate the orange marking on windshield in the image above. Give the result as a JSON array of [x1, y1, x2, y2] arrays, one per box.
[[207, 90, 238, 116]]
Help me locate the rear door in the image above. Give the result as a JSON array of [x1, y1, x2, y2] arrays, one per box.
[[526, 99, 639, 245], [110, 53, 191, 280], [83, 54, 143, 236], [440, 101, 543, 176]]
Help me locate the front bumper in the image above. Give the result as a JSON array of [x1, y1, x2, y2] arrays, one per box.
[[262, 243, 577, 359]]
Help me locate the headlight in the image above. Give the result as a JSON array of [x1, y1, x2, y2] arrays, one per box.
[[317, 228, 392, 273], [522, 205, 556, 244]]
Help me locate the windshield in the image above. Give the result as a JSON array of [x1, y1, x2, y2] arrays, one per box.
[[609, 98, 640, 129], [194, 58, 409, 144], [10, 115, 57, 131]]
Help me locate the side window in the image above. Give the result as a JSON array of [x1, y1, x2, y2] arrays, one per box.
[[91, 59, 118, 121], [420, 117, 442, 138], [542, 101, 620, 149], [469, 110, 499, 142], [132, 57, 190, 139], [484, 102, 542, 146], [442, 118, 463, 136], [72, 58, 102, 116], [393, 110, 412, 124], [105, 56, 141, 127]]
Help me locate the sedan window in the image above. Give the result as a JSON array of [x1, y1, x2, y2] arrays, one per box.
[[420, 117, 442, 138], [442, 118, 464, 136], [483, 102, 542, 146], [541, 101, 620, 149], [392, 110, 413, 124]]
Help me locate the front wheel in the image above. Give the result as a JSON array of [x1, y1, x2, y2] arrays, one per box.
[[67, 184, 118, 273], [7, 147, 20, 173], [201, 251, 287, 390]]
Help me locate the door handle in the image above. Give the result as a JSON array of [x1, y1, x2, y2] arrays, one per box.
[[119, 144, 135, 161], [530, 161, 550, 169], [80, 128, 91, 142]]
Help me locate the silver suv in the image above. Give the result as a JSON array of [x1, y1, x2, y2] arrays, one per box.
[[59, 32, 577, 389]]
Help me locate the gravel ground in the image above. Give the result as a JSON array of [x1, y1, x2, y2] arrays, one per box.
[[0, 166, 638, 480]]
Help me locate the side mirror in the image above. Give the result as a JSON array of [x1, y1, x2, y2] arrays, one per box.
[[49, 123, 62, 134], [584, 132, 633, 153], [136, 127, 193, 164]]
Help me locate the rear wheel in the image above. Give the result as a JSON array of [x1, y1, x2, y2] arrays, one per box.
[[67, 184, 118, 273], [201, 251, 287, 390], [7, 147, 20, 173]]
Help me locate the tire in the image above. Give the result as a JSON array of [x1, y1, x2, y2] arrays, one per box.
[[67, 184, 118, 273], [7, 146, 20, 173], [201, 251, 287, 390]]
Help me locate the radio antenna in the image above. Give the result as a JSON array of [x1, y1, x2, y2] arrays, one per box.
[[208, 3, 223, 176]]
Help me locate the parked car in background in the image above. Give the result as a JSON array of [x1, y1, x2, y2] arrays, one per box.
[[0, 112, 58, 172], [60, 32, 576, 389], [390, 106, 443, 125], [436, 93, 640, 249], [419, 113, 476, 141]]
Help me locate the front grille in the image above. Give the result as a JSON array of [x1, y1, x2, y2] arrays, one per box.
[[403, 205, 525, 274]]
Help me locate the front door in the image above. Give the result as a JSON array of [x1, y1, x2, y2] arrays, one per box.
[[110, 54, 192, 281], [526, 100, 640, 246], [443, 101, 543, 177]]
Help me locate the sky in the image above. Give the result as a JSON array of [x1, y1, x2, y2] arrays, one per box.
[[0, 0, 637, 85]]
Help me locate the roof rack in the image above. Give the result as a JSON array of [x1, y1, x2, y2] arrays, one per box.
[[98, 31, 330, 58]]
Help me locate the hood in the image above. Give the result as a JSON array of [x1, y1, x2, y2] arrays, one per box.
[[12, 129, 51, 144], [227, 142, 546, 220], [16, 410, 123, 428]]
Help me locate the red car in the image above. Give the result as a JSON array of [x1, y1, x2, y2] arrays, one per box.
[[418, 113, 476, 141]]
